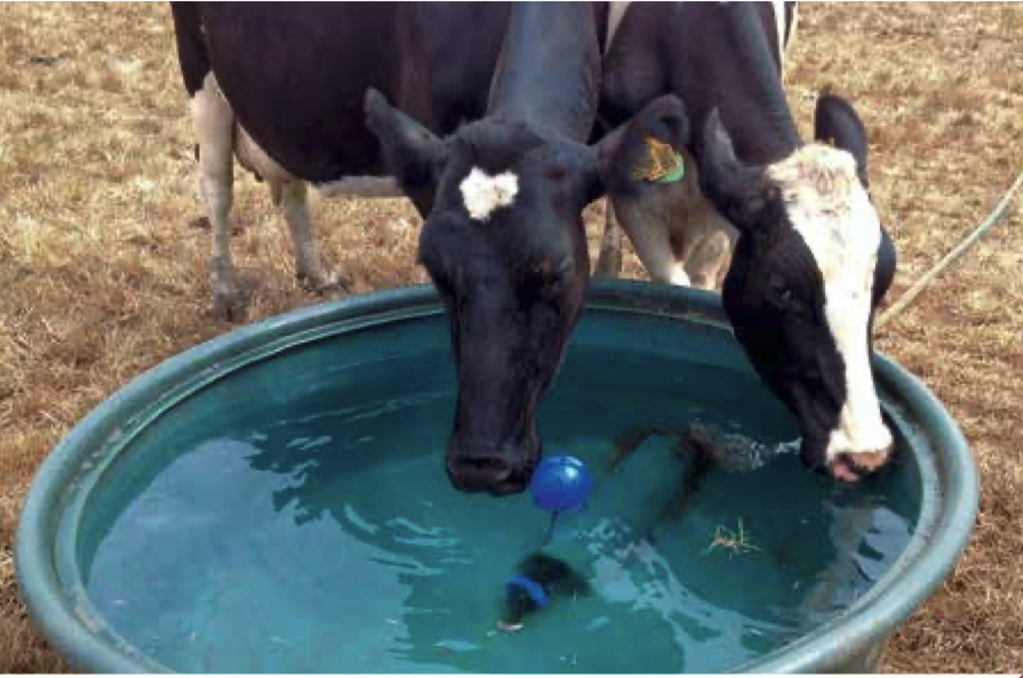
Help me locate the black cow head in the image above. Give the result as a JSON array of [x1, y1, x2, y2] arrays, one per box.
[[696, 96, 897, 482], [366, 90, 689, 495]]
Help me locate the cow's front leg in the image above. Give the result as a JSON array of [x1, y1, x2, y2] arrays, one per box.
[[682, 199, 738, 291], [208, 195, 237, 321], [595, 200, 623, 277], [684, 229, 735, 291], [279, 181, 342, 293], [608, 180, 691, 286], [191, 74, 239, 321]]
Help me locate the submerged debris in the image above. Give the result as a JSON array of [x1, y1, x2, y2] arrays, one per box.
[[686, 423, 793, 473], [434, 639, 481, 653], [496, 620, 524, 633], [704, 519, 761, 558]]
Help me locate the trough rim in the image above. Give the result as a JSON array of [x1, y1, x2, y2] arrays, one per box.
[[14, 279, 980, 674]]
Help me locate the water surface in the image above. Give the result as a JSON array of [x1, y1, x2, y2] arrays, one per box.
[[80, 332, 918, 673]]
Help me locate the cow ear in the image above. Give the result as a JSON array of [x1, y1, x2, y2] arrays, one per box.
[[570, 94, 689, 208], [364, 88, 447, 192], [814, 92, 870, 190], [693, 108, 768, 235], [590, 94, 691, 198]]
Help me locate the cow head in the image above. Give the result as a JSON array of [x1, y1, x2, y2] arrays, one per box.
[[366, 90, 689, 495], [696, 96, 897, 482]]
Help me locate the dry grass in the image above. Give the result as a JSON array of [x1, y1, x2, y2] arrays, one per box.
[[0, 2, 1021, 673]]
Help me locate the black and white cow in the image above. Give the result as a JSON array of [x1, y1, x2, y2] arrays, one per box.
[[595, 1, 798, 288], [171, 2, 689, 495], [596, 2, 898, 481], [170, 3, 513, 320]]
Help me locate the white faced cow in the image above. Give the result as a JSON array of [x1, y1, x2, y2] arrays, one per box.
[[171, 2, 690, 495], [595, 2, 898, 481]]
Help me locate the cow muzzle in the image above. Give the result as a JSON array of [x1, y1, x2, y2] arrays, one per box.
[[446, 437, 540, 496], [829, 448, 892, 482]]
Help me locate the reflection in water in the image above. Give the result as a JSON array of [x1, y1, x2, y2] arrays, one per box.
[[83, 349, 916, 673]]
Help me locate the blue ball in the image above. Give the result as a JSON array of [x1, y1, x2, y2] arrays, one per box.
[[530, 454, 594, 513]]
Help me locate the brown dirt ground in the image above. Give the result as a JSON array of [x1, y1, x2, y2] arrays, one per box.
[[1, 2, 1021, 673]]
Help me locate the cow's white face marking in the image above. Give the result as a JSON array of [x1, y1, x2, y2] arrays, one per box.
[[459, 167, 519, 222], [766, 144, 891, 463]]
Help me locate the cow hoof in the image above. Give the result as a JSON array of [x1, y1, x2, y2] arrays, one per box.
[[212, 289, 243, 323], [594, 252, 623, 278], [297, 269, 350, 294], [688, 275, 721, 292]]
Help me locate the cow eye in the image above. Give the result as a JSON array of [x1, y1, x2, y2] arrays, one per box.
[[767, 272, 796, 309], [541, 268, 563, 289], [534, 258, 561, 279], [769, 284, 812, 321], [528, 257, 571, 291], [778, 288, 804, 313]]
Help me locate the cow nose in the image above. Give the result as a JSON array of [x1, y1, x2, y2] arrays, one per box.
[[446, 441, 537, 496], [830, 448, 892, 482]]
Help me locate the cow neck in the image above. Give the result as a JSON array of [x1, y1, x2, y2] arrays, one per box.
[[685, 4, 803, 167], [727, 106, 803, 168], [487, 3, 601, 143]]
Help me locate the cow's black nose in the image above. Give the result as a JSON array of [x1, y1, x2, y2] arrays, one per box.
[[446, 441, 537, 496]]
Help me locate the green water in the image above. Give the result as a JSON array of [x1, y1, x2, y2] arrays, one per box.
[[80, 339, 918, 673]]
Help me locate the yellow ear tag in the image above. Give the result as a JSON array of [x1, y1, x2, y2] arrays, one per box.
[[631, 136, 685, 183]]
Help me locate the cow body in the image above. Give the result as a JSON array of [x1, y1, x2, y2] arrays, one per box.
[[597, 2, 898, 480], [172, 2, 686, 494], [595, 1, 798, 288], [171, 3, 511, 317]]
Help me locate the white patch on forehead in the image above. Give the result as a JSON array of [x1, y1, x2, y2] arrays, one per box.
[[766, 144, 892, 462], [459, 167, 519, 222]]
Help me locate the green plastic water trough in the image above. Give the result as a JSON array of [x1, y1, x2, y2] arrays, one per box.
[[15, 281, 979, 673]]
